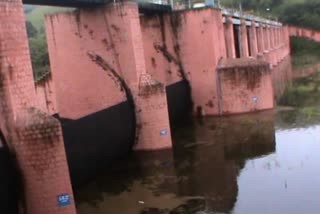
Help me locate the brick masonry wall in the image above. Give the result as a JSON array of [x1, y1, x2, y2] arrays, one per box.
[[15, 108, 76, 214], [134, 74, 172, 150], [35, 82, 47, 113], [218, 59, 274, 114], [141, 8, 227, 116], [140, 14, 183, 86], [0, 1, 76, 214], [35, 75, 58, 115], [137, 9, 294, 117], [46, 2, 172, 150], [0, 0, 36, 118], [45, 7, 126, 119]]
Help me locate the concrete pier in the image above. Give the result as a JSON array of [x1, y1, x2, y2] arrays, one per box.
[[0, 0, 75, 213]]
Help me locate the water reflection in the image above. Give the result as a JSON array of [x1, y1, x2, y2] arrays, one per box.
[[234, 69, 320, 214], [277, 69, 320, 129], [234, 126, 320, 214], [76, 111, 276, 214], [76, 64, 320, 214], [272, 57, 293, 101]]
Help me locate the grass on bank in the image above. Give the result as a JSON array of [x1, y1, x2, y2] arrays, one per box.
[[279, 71, 320, 107], [290, 36, 320, 68]]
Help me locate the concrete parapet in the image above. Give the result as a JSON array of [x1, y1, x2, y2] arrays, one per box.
[[288, 25, 320, 42], [239, 19, 249, 57]]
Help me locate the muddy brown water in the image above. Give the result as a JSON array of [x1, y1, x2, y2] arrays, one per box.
[[75, 63, 320, 214]]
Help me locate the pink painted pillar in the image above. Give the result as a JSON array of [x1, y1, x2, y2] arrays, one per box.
[[96, 3, 172, 151], [279, 26, 283, 45], [240, 19, 249, 57], [275, 27, 281, 64], [280, 27, 285, 59], [265, 26, 271, 51], [250, 21, 258, 57], [280, 27, 284, 45], [270, 27, 276, 65], [278, 27, 283, 61], [273, 26, 277, 48], [274, 27, 277, 47], [163, 8, 227, 116], [270, 27, 275, 49], [0, 0, 76, 214], [257, 24, 265, 53], [224, 16, 236, 58], [263, 25, 269, 52], [274, 27, 280, 63], [274, 27, 278, 47], [276, 27, 279, 46]]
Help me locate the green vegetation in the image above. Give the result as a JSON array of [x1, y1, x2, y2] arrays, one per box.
[[290, 37, 320, 68], [279, 71, 320, 107], [219, 1, 320, 70], [25, 6, 72, 81], [26, 6, 71, 30], [28, 34, 50, 80], [277, 71, 320, 128], [279, 0, 320, 31], [221, 0, 320, 31]]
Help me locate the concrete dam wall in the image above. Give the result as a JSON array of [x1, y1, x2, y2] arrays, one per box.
[[0, 0, 319, 213]]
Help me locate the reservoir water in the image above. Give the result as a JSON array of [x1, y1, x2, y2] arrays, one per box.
[[73, 60, 320, 214]]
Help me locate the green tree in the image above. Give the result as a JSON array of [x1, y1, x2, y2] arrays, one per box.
[[280, 1, 320, 30], [29, 35, 50, 81], [26, 21, 38, 38]]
